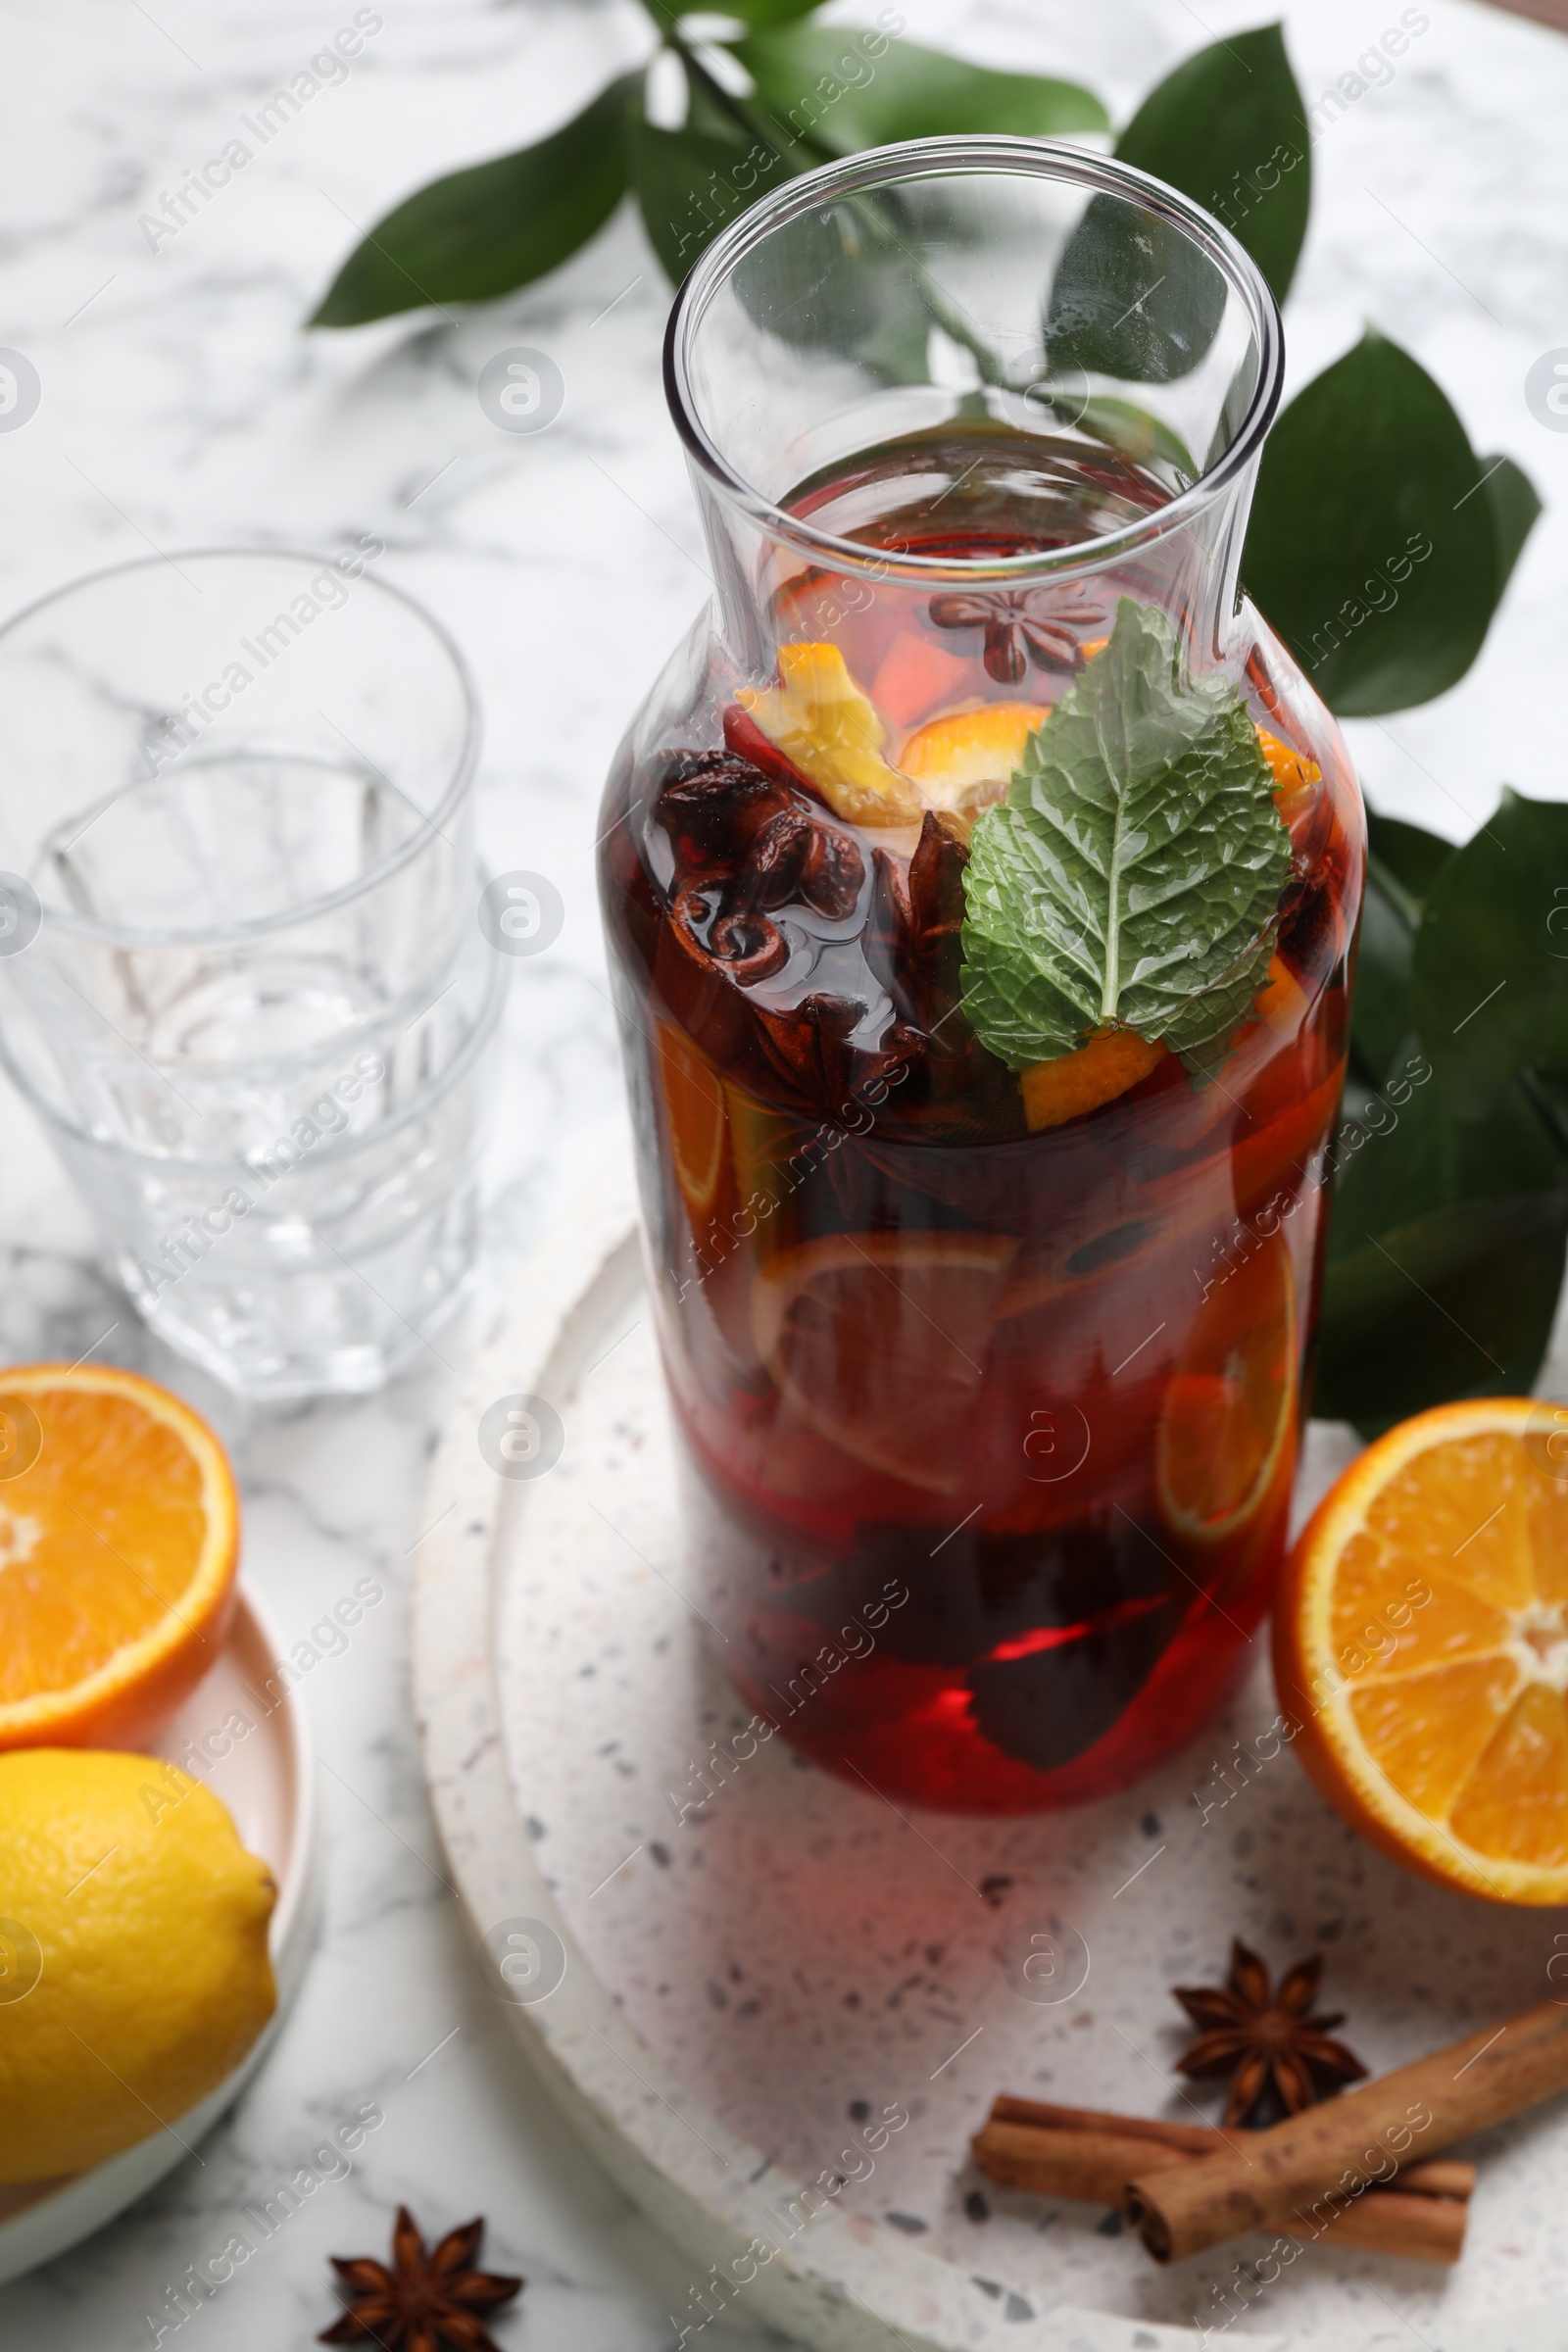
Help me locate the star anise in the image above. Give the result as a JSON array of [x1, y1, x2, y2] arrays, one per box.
[[653, 748, 790, 863], [927, 587, 1102, 685], [1173, 1939, 1368, 2128], [318, 2205, 523, 2351]]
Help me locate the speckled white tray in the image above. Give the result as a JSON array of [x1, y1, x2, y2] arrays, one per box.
[[414, 1157, 1568, 2351]]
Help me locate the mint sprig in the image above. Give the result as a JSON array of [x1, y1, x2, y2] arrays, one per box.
[[959, 599, 1293, 1071]]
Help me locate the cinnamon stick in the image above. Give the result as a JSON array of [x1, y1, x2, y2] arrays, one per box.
[[984, 2096, 1475, 2197], [988, 2095, 1218, 2155], [972, 2115, 1469, 2263], [1284, 2185, 1466, 2262], [1127, 1997, 1568, 2263], [976, 2119, 1192, 2206], [973, 2107, 1476, 2267]]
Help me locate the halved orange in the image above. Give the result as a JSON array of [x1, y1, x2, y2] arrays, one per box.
[[656, 1020, 727, 1221], [0, 1364, 239, 1751], [1156, 1234, 1297, 1542], [751, 1233, 1018, 1494], [898, 702, 1049, 814], [1276, 1400, 1568, 1905]]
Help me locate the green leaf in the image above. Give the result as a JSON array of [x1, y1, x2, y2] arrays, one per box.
[[1334, 1053, 1558, 1250], [629, 104, 784, 283], [959, 600, 1292, 1069], [1414, 787, 1568, 1118], [1348, 809, 1452, 1087], [1316, 1186, 1568, 1431], [310, 77, 635, 325], [1043, 26, 1307, 391], [1074, 397, 1199, 483], [1521, 1067, 1568, 1158], [1366, 807, 1452, 913], [733, 27, 1105, 155], [1481, 453, 1543, 600], [1323, 787, 1568, 1428], [718, 0, 825, 24], [1349, 870, 1416, 1091], [1114, 24, 1311, 304], [1316, 1065, 1568, 1428], [727, 184, 934, 380], [1244, 330, 1502, 715], [1043, 198, 1227, 387]]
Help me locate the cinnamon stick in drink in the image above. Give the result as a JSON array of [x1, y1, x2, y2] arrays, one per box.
[[1127, 1997, 1568, 2263]]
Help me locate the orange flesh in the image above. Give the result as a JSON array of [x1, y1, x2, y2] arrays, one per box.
[[0, 1392, 207, 1700], [1279, 1407, 1568, 1899], [751, 1235, 1019, 1496], [0, 1367, 237, 1749], [1156, 1236, 1296, 1542], [657, 1021, 727, 1220]]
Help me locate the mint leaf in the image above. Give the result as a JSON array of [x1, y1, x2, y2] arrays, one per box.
[[959, 600, 1292, 1070]]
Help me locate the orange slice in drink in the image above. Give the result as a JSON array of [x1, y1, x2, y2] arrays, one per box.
[[751, 1233, 1019, 1494], [1020, 1030, 1168, 1132], [898, 702, 1048, 813], [735, 644, 921, 827], [1250, 954, 1308, 1041], [0, 1364, 239, 1751], [656, 1020, 727, 1221], [1276, 1400, 1568, 1904], [1156, 1234, 1297, 1543], [868, 634, 970, 732], [1256, 724, 1321, 821]]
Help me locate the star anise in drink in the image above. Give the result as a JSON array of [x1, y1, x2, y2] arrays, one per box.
[[927, 588, 1102, 685], [731, 806, 865, 922], [652, 749, 791, 864], [1173, 1938, 1367, 2128], [318, 2205, 523, 2350]]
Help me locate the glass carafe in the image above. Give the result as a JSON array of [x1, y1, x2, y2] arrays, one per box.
[[598, 138, 1363, 1813]]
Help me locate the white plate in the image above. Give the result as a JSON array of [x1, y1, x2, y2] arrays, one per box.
[[0, 1586, 318, 2286], [414, 1156, 1568, 2352]]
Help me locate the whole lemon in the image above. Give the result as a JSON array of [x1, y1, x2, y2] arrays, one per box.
[[0, 1748, 276, 2182]]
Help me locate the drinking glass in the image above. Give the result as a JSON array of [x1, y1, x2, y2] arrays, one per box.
[[598, 140, 1364, 1811], [0, 548, 504, 1398]]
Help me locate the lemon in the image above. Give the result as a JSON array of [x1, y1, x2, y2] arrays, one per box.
[[0, 1748, 276, 2182]]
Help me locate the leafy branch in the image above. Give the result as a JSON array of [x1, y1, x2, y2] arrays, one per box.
[[310, 5, 1561, 1423], [310, 9, 1535, 729]]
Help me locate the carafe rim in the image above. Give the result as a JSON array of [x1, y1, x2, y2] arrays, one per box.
[[663, 133, 1286, 589]]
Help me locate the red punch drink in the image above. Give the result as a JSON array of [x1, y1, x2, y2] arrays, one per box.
[[600, 148, 1363, 1810]]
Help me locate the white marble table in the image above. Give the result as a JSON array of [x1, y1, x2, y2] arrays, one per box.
[[0, 0, 1564, 2342]]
